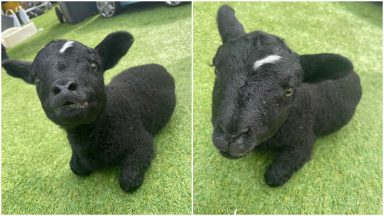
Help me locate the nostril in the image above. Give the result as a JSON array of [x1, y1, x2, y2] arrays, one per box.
[[67, 81, 77, 91], [230, 127, 250, 140], [52, 80, 78, 95], [53, 86, 61, 95]]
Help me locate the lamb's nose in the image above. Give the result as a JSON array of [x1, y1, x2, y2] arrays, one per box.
[[52, 80, 78, 95], [230, 127, 250, 141]]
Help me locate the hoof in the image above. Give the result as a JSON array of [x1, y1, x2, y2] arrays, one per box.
[[264, 165, 292, 187], [119, 174, 144, 193], [70, 165, 92, 176]]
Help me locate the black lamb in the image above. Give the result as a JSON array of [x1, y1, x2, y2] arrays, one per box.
[[211, 5, 362, 187], [2, 32, 176, 192]]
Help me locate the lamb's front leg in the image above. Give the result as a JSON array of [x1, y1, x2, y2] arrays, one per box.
[[70, 153, 96, 176], [264, 134, 315, 187], [119, 132, 154, 193]]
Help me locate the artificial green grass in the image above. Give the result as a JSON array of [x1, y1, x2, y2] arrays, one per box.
[[193, 2, 382, 214], [2, 2, 191, 214]]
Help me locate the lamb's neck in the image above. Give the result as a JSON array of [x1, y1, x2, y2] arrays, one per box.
[[66, 110, 107, 138]]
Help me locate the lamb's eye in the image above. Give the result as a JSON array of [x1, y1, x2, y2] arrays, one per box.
[[284, 87, 294, 96], [91, 63, 98, 72]]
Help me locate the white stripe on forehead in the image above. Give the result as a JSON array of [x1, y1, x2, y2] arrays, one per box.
[[253, 55, 282, 70], [59, 41, 74, 54]]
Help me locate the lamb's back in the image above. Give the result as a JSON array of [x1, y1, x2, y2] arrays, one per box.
[[106, 64, 176, 135], [302, 71, 362, 136]]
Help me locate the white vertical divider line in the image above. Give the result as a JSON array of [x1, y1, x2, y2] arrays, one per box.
[[191, 1, 194, 215]]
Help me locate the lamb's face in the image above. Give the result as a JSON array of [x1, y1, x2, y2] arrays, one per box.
[[31, 40, 106, 129], [2, 32, 133, 129], [212, 31, 303, 158]]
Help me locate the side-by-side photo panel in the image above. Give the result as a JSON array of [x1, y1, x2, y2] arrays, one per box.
[[193, 1, 382, 214], [1, 1, 383, 215], [2, 1, 191, 214]]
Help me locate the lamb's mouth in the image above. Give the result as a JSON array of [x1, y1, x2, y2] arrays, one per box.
[[62, 101, 89, 110], [54, 101, 90, 117], [220, 151, 244, 159], [212, 126, 254, 158]]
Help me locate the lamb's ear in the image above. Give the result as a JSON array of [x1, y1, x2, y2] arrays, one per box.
[[300, 53, 353, 83], [95, 31, 134, 71], [2, 44, 34, 84], [217, 5, 245, 43]]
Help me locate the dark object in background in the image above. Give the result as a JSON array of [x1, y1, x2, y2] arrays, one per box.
[[55, 1, 97, 24], [1, 32, 176, 192], [96, 1, 182, 18], [1, 15, 14, 31], [1, 2, 51, 31], [21, 2, 52, 18], [211, 5, 362, 187], [96, 1, 130, 18], [55, 6, 64, 24]]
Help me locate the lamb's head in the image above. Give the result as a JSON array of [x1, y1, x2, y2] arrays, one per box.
[[211, 5, 304, 158], [2, 32, 133, 129]]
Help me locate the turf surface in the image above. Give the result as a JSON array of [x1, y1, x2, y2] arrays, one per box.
[[2, 2, 191, 214], [193, 2, 382, 214]]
